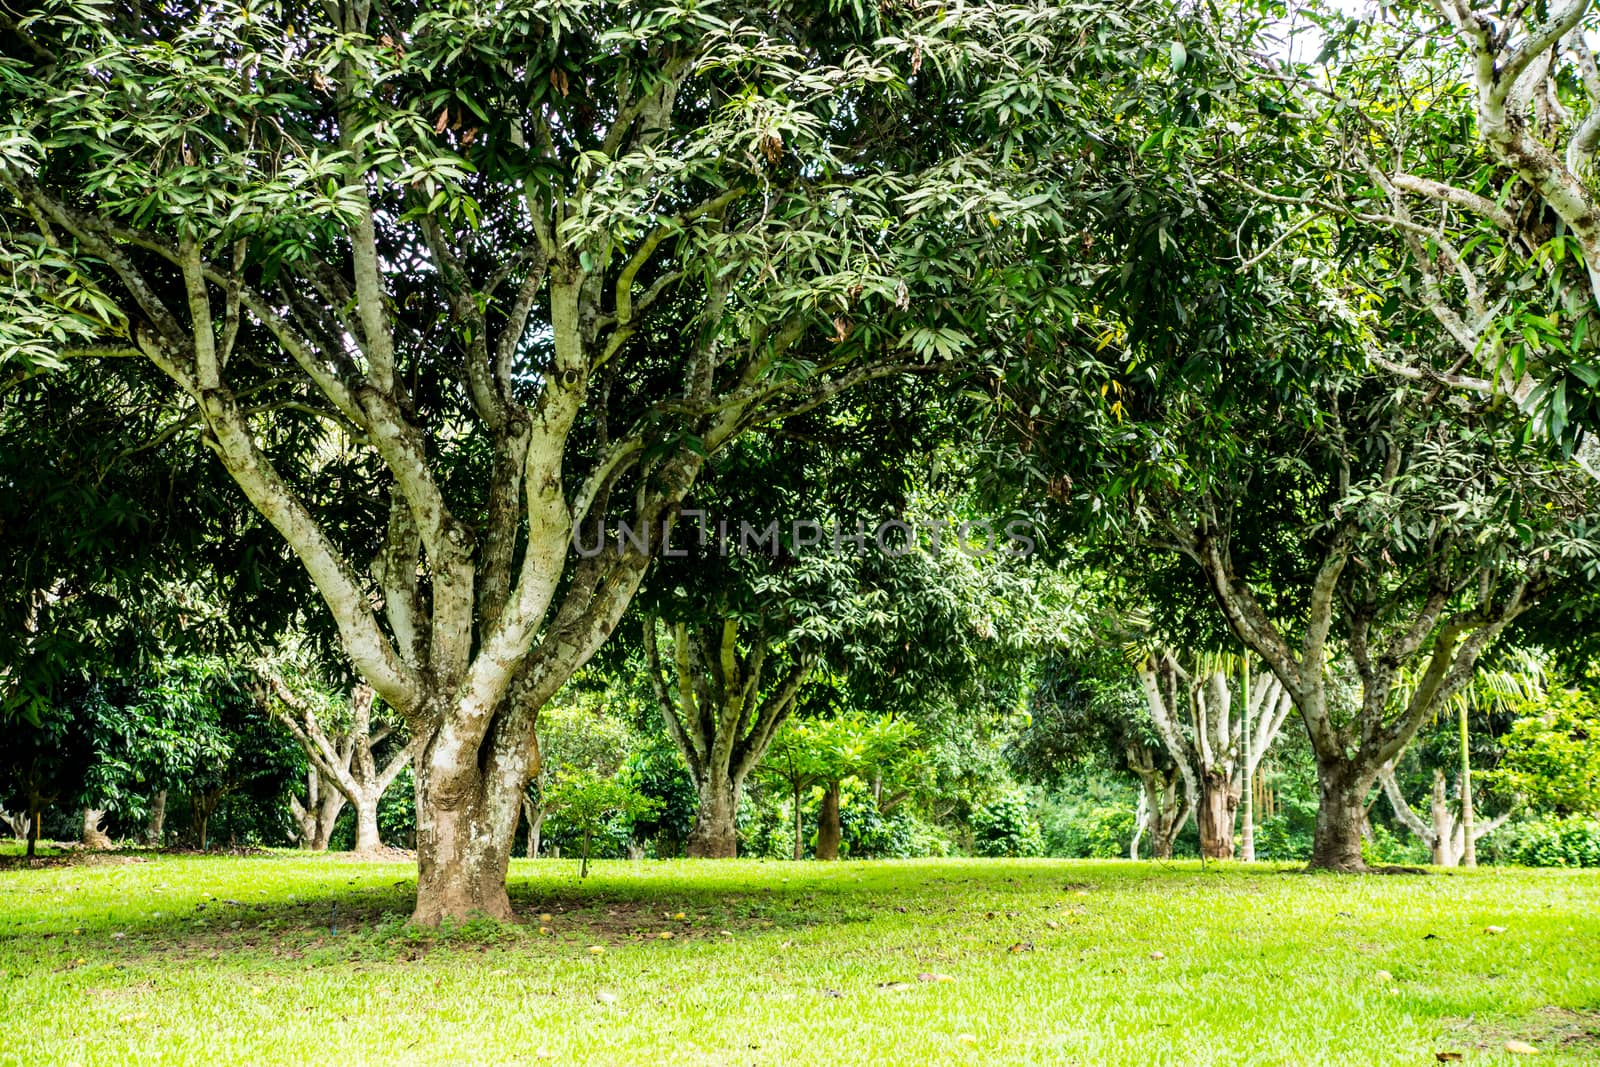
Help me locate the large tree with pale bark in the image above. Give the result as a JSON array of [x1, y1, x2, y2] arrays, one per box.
[[0, 0, 1136, 919]]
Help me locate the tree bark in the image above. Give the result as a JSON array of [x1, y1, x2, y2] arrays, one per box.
[[793, 785, 805, 861], [1310, 762, 1374, 872], [411, 727, 527, 924], [1458, 703, 1477, 868], [686, 774, 741, 859], [1195, 771, 1239, 861], [146, 789, 167, 846], [81, 808, 113, 850], [26, 806, 40, 858], [1126, 741, 1188, 861], [522, 797, 544, 859], [816, 784, 842, 861], [353, 797, 383, 853]]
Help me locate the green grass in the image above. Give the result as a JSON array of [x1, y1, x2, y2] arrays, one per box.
[[1, 853, 1596, 1066]]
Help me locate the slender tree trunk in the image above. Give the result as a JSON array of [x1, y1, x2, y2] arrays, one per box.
[[26, 806, 40, 858], [1196, 772, 1240, 860], [522, 798, 543, 859], [687, 774, 741, 859], [1240, 770, 1256, 861], [792, 785, 804, 861], [1458, 704, 1477, 868], [146, 789, 167, 846], [816, 783, 842, 861], [1309, 762, 1373, 872]]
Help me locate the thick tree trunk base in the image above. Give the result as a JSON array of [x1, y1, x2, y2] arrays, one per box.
[[412, 748, 520, 926], [353, 802, 383, 854], [686, 780, 740, 859], [413, 874, 514, 925], [1307, 765, 1373, 872], [1196, 782, 1239, 861]]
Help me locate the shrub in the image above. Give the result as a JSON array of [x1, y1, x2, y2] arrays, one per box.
[[1498, 816, 1600, 868], [971, 789, 1045, 858]]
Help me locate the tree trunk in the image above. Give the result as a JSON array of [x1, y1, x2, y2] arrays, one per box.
[[792, 785, 804, 861], [1309, 763, 1373, 872], [26, 806, 40, 858], [523, 797, 543, 859], [1240, 769, 1256, 862], [816, 783, 842, 861], [352, 791, 383, 853], [687, 775, 741, 859], [81, 808, 113, 849], [1458, 703, 1477, 868], [146, 789, 167, 846], [411, 737, 522, 925], [1132, 763, 1188, 861], [1196, 772, 1240, 860]]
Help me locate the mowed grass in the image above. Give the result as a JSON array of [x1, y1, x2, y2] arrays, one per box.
[[1, 853, 1597, 1066]]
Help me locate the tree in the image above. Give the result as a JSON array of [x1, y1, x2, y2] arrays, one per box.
[[162, 661, 301, 851], [758, 722, 825, 861], [1135, 650, 1294, 860], [257, 665, 416, 852], [0, 0, 1114, 921], [1209, 1, 1600, 436], [520, 691, 635, 860], [1377, 763, 1514, 867], [644, 615, 813, 858], [1014, 646, 1191, 860], [782, 713, 918, 861], [993, 230, 1600, 871], [542, 767, 660, 878]]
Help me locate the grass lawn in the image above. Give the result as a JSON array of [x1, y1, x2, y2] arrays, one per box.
[[1, 852, 1596, 1066]]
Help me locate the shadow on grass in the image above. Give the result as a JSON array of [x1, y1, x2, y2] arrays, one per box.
[[1, 854, 905, 969]]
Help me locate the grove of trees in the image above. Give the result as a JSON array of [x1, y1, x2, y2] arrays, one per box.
[[3, 0, 1600, 921]]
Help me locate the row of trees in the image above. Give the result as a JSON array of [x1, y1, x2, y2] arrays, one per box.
[[4, 0, 1600, 919]]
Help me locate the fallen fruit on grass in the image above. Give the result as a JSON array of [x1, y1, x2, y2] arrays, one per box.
[[657, 932, 673, 940], [595, 991, 617, 1005], [956, 1033, 978, 1046], [1373, 970, 1394, 984], [1485, 925, 1508, 935], [917, 972, 956, 983], [1504, 1040, 1539, 1055], [1149, 951, 1166, 960], [539, 913, 553, 923], [587, 945, 605, 954], [1433, 1053, 1463, 1063]]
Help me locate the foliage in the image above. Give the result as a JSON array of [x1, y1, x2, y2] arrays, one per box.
[[1486, 689, 1600, 816], [543, 767, 662, 877], [970, 788, 1045, 858], [1494, 816, 1600, 869], [619, 739, 698, 858]]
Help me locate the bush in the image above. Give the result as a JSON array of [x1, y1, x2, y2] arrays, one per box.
[[1498, 816, 1600, 868], [736, 782, 793, 860], [1251, 815, 1312, 862], [1360, 822, 1430, 867], [1033, 787, 1138, 858], [971, 789, 1045, 858]]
